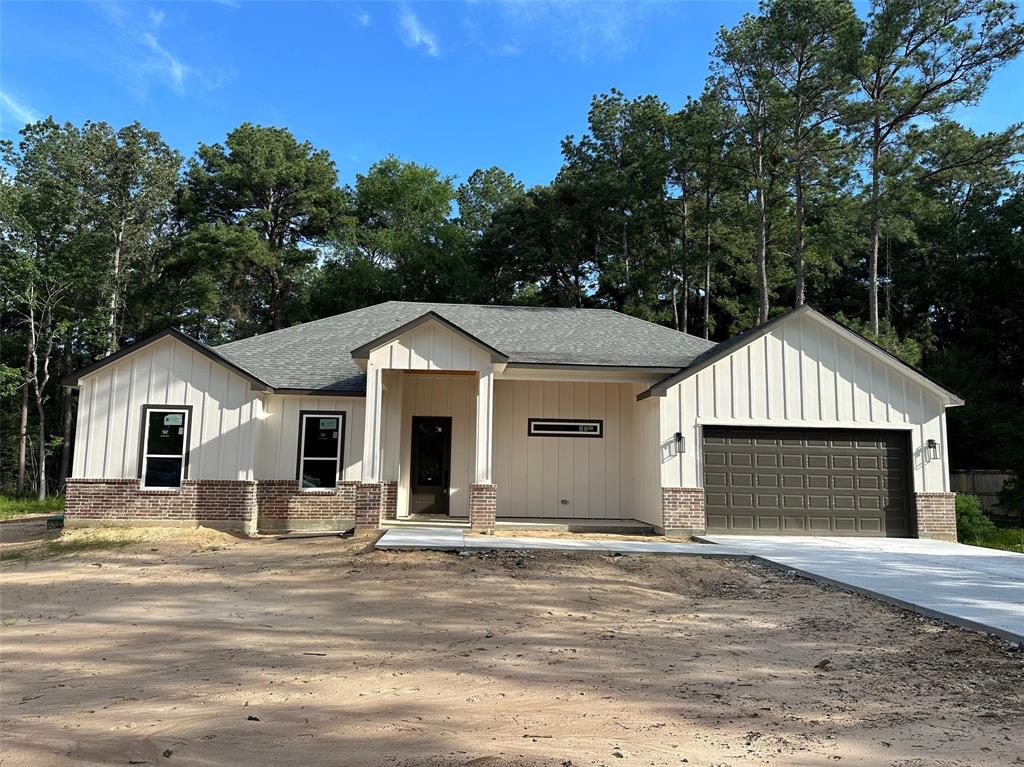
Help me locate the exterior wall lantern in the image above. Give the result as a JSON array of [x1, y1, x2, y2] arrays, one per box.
[[674, 432, 685, 453], [926, 439, 939, 460]]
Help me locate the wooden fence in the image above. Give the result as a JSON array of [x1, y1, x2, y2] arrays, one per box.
[[950, 470, 1015, 519]]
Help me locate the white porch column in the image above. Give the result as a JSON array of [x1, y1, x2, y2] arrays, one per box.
[[361, 361, 383, 483], [474, 368, 494, 483]]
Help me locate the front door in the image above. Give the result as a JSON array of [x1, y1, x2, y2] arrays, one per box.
[[410, 416, 452, 515]]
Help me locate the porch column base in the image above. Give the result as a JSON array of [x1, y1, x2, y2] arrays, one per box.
[[381, 481, 398, 521], [469, 483, 497, 534], [661, 487, 705, 538], [915, 492, 957, 542], [355, 482, 383, 532]]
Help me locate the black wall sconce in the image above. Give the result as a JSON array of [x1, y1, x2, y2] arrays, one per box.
[[926, 439, 939, 460], [674, 432, 685, 453]]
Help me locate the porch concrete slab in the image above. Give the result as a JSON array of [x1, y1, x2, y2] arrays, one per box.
[[699, 535, 1024, 643], [376, 527, 749, 557], [376, 527, 464, 550]]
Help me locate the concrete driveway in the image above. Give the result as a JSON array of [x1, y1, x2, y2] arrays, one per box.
[[699, 535, 1024, 643]]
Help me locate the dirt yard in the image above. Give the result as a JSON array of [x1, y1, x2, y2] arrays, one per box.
[[1, 527, 1021, 767]]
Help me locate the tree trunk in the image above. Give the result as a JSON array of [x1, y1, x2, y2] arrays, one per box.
[[704, 256, 711, 340], [107, 219, 125, 354], [868, 121, 881, 335], [35, 399, 47, 502], [16, 344, 31, 495], [794, 161, 805, 307], [755, 184, 769, 325], [680, 195, 689, 333], [704, 187, 713, 340], [270, 271, 284, 330], [57, 333, 74, 485], [682, 273, 689, 333]]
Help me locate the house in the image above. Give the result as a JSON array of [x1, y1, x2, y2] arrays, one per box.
[[63, 302, 962, 540]]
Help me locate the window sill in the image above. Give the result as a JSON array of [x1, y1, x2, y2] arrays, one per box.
[[138, 486, 183, 494], [298, 487, 338, 494]]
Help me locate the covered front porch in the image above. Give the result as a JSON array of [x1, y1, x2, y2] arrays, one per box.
[[352, 312, 668, 533]]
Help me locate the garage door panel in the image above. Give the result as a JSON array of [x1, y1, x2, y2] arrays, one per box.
[[731, 493, 754, 508], [703, 427, 911, 537]]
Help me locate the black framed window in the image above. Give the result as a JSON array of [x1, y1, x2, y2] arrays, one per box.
[[140, 407, 191, 488], [528, 418, 603, 438], [298, 412, 345, 489]]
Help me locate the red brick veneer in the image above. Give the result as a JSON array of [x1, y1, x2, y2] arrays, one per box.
[[661, 487, 705, 537], [915, 492, 957, 542], [355, 482, 382, 532], [469, 483, 497, 534], [65, 478, 258, 533], [256, 480, 359, 533], [380, 481, 398, 521]]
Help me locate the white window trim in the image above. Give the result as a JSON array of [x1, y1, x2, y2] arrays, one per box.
[[299, 413, 343, 491], [141, 407, 190, 490]]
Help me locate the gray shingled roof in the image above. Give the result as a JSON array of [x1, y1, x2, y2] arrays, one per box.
[[215, 301, 717, 393]]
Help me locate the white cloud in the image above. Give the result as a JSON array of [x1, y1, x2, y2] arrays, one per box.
[[142, 32, 189, 95], [0, 90, 40, 130], [93, 2, 209, 98], [498, 0, 659, 60], [353, 7, 371, 27], [399, 7, 439, 57]]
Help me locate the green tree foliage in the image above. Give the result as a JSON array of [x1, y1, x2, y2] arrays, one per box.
[[852, 0, 1024, 335], [176, 123, 346, 333]]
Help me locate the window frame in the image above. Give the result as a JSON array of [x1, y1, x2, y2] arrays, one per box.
[[527, 418, 603, 439], [296, 410, 346, 491], [138, 405, 193, 490]]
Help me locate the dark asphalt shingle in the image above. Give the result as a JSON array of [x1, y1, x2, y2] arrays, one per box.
[[215, 301, 716, 393]]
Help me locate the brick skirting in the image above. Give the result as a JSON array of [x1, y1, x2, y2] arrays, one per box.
[[65, 478, 258, 534], [661, 487, 705, 537], [256, 480, 359, 533], [469, 483, 497, 534], [915, 492, 957, 542]]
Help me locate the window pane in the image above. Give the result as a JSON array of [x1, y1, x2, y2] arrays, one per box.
[[145, 457, 183, 487], [147, 411, 186, 455], [303, 417, 339, 458], [301, 459, 338, 489]]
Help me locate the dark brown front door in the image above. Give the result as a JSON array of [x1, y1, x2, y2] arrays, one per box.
[[703, 426, 912, 537], [410, 416, 452, 515]]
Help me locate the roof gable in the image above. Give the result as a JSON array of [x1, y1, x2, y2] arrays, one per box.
[[63, 328, 272, 391], [351, 311, 509, 364], [642, 305, 964, 406]]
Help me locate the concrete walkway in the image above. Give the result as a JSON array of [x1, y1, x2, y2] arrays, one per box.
[[376, 526, 749, 557], [700, 535, 1024, 643]]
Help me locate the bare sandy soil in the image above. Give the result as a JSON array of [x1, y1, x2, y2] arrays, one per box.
[[1, 527, 1022, 767]]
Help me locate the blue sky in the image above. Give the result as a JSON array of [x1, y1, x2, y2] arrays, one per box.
[[2, 1, 1022, 189]]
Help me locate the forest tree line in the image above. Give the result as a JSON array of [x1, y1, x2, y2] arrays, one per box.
[[2, 0, 1023, 508]]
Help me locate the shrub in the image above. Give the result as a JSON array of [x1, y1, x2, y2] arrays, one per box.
[[955, 494, 996, 542]]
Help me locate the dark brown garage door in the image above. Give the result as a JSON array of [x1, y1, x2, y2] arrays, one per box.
[[703, 427, 911, 537]]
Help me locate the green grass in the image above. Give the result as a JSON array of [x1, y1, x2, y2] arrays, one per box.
[[0, 537, 134, 562], [0, 495, 64, 521], [961, 525, 1024, 554]]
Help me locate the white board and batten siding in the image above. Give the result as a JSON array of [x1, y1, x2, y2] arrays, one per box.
[[254, 395, 366, 482], [72, 336, 261, 481], [491, 380, 663, 526], [367, 320, 494, 373], [658, 312, 951, 494]]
